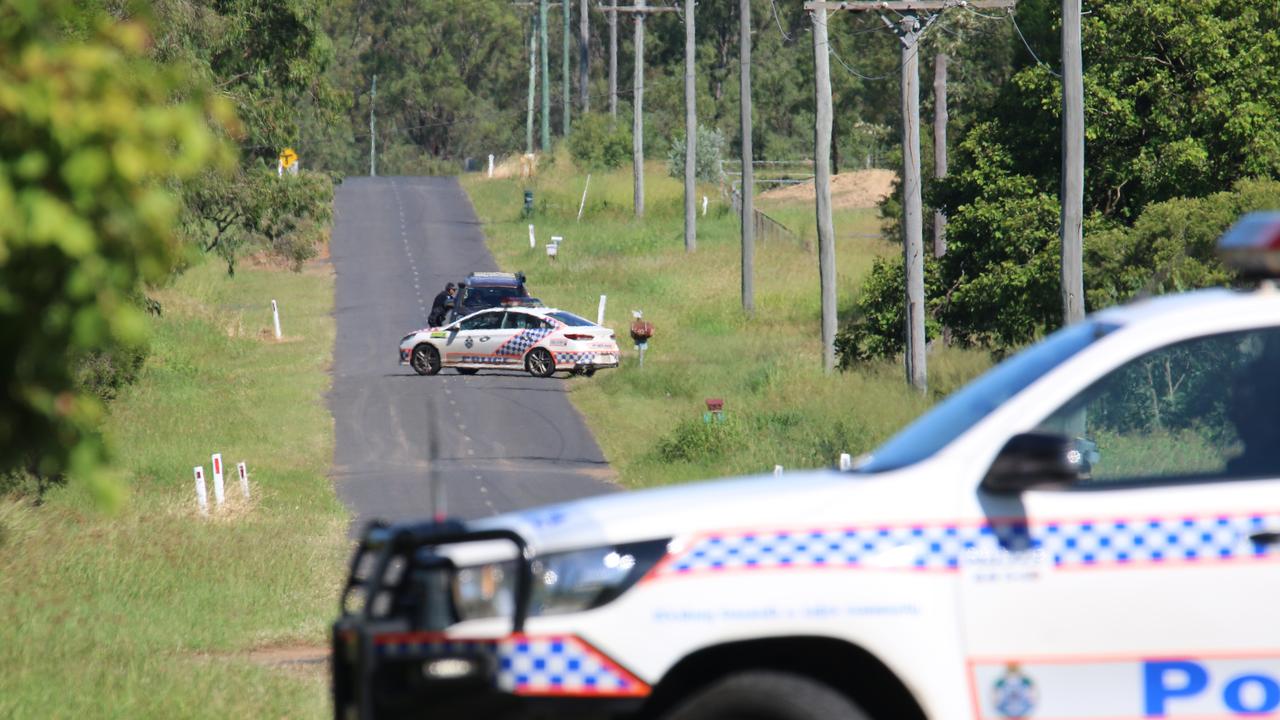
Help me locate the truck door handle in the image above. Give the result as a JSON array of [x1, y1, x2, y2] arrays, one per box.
[[1249, 531, 1280, 546]]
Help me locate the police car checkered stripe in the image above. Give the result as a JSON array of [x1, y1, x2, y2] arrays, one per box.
[[375, 634, 647, 697], [659, 512, 1280, 575], [553, 351, 596, 365], [496, 329, 553, 357]]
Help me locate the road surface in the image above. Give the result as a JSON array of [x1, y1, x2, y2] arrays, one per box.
[[329, 176, 615, 529]]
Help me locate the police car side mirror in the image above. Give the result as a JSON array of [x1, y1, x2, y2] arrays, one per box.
[[982, 432, 1089, 494]]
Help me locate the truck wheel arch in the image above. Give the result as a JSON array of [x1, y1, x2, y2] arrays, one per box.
[[639, 636, 926, 720]]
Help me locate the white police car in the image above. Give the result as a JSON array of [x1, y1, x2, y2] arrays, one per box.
[[338, 214, 1280, 719], [398, 306, 620, 378]]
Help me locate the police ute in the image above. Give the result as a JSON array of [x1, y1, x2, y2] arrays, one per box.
[[338, 213, 1280, 719]]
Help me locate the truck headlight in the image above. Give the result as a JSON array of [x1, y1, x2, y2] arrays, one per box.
[[452, 539, 668, 621]]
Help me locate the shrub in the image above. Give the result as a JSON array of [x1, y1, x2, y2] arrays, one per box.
[[655, 417, 745, 463], [666, 124, 727, 184], [568, 113, 631, 171]]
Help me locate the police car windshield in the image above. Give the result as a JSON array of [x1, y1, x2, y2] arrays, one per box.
[[549, 311, 594, 327], [856, 321, 1116, 474]]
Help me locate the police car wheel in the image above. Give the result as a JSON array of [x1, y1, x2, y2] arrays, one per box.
[[455, 367, 480, 375], [525, 348, 556, 378], [410, 344, 441, 376], [661, 671, 869, 720]]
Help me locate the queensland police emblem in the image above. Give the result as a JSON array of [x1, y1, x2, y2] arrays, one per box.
[[464, 337, 474, 349], [992, 663, 1037, 718]]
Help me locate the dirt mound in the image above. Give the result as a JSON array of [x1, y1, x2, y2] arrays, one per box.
[[760, 168, 896, 209]]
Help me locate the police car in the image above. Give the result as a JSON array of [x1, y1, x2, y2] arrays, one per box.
[[399, 306, 620, 378], [341, 214, 1280, 719]]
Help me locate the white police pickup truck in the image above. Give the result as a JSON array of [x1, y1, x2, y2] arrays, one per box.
[[333, 214, 1280, 720]]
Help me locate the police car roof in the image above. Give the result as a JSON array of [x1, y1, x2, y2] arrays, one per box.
[[466, 271, 522, 286], [1092, 286, 1279, 329]]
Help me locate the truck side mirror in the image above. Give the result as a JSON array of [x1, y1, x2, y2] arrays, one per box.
[[981, 432, 1090, 494]]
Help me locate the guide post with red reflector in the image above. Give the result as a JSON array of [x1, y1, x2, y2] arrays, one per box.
[[194, 466, 208, 515], [211, 453, 225, 506], [237, 462, 250, 499]]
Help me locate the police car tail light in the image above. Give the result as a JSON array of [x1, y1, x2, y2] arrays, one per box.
[[1218, 211, 1280, 279], [563, 333, 596, 341]]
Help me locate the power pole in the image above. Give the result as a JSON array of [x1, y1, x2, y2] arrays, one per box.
[[812, 7, 836, 373], [369, 74, 376, 177], [633, 0, 645, 216], [609, 0, 618, 117], [580, 0, 590, 114], [614, 3, 678, 218], [805, 0, 1014, 392], [739, 0, 754, 316], [540, 0, 551, 151], [1061, 0, 1085, 324], [932, 53, 948, 258], [527, 16, 537, 154], [684, 0, 696, 252], [899, 14, 927, 393], [563, 0, 571, 136]]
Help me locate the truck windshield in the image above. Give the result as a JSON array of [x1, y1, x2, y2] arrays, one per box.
[[855, 320, 1117, 473]]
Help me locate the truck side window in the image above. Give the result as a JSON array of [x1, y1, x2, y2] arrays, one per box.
[[1036, 327, 1280, 484]]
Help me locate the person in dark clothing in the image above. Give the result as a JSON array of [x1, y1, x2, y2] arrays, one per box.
[[428, 282, 457, 326]]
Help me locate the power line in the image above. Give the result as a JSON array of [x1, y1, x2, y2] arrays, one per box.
[[768, 0, 793, 41], [1009, 10, 1060, 76]]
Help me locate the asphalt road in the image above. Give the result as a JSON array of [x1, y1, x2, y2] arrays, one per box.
[[329, 176, 615, 529]]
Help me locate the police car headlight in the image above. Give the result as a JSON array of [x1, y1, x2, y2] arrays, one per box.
[[451, 539, 668, 621]]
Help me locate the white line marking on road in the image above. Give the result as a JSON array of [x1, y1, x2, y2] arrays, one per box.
[[467, 448, 475, 456]]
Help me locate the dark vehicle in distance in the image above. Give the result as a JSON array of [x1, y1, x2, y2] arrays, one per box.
[[450, 271, 540, 321]]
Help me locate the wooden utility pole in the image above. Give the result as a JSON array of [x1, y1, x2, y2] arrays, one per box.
[[932, 53, 948, 258], [613, 3, 678, 218], [739, 0, 754, 316], [812, 8, 836, 373], [805, 0, 1014, 392], [633, 0, 645, 216], [609, 0, 618, 117], [1061, 0, 1084, 324], [563, 0, 571, 136], [684, 0, 697, 252], [899, 14, 927, 392], [540, 0, 551, 151], [527, 16, 537, 154], [580, 0, 590, 114]]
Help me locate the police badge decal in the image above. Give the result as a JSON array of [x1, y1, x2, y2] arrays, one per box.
[[992, 663, 1038, 718], [464, 337, 474, 349]]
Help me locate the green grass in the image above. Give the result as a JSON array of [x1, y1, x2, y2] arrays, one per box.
[[464, 151, 991, 487], [0, 258, 345, 719]]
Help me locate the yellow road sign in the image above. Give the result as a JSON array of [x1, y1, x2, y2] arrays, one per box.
[[279, 148, 298, 169]]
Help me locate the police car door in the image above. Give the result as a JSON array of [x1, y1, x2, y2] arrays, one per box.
[[451, 310, 506, 365], [963, 325, 1280, 720]]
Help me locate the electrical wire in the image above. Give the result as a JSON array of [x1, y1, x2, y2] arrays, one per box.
[[769, 0, 793, 41], [1009, 10, 1061, 77]]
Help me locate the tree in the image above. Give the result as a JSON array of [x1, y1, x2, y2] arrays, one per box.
[[0, 0, 231, 504]]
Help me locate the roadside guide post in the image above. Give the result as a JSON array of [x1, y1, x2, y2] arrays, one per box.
[[529, 224, 536, 249], [597, 294, 607, 325], [839, 452, 853, 470], [194, 466, 208, 516], [271, 300, 282, 340], [488, 154, 495, 178], [211, 453, 225, 506], [237, 462, 250, 499]]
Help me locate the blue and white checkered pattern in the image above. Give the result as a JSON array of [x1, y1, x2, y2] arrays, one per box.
[[553, 351, 596, 365], [660, 512, 1280, 576], [497, 329, 553, 357], [376, 634, 645, 696]]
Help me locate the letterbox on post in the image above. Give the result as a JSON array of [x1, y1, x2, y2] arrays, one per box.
[[629, 313, 654, 368]]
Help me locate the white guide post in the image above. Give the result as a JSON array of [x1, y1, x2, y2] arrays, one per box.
[[237, 462, 250, 499], [529, 224, 536, 249], [194, 466, 208, 516], [211, 453, 225, 506], [597, 295, 607, 325], [488, 154, 495, 178], [271, 300, 282, 340]]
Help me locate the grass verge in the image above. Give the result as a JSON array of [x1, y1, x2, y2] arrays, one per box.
[[0, 257, 345, 719], [463, 152, 991, 487]]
